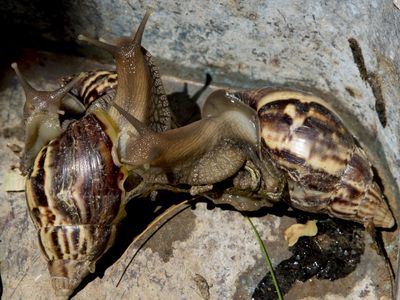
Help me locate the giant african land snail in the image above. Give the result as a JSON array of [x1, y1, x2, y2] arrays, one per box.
[[13, 11, 172, 298], [114, 87, 395, 229]]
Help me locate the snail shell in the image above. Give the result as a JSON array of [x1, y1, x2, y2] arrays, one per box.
[[232, 88, 395, 228], [60, 70, 117, 110], [15, 11, 171, 298], [25, 111, 127, 297]]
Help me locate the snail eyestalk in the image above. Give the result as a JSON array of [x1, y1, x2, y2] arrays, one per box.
[[78, 11, 155, 129]]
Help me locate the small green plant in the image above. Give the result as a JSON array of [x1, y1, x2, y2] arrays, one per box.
[[247, 216, 283, 300]]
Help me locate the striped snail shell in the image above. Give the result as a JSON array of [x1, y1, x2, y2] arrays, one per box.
[[230, 88, 395, 228], [59, 70, 117, 111], [15, 11, 171, 298], [25, 111, 127, 298]]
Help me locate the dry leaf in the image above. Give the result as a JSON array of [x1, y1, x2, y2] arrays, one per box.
[[284, 220, 318, 247], [3, 171, 25, 192]]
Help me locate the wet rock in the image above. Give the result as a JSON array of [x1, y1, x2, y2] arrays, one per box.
[[253, 219, 365, 299]]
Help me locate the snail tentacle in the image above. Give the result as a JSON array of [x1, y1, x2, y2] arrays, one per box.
[[78, 10, 160, 131], [12, 63, 84, 118]]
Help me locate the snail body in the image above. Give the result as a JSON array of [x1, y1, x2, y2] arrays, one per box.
[[114, 87, 395, 228], [113, 90, 284, 206], [14, 12, 171, 298], [11, 63, 85, 175]]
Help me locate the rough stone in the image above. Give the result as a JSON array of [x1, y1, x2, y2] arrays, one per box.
[[0, 1, 399, 299]]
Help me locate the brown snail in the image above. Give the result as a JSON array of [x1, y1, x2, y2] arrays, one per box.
[[13, 11, 171, 298], [11, 64, 86, 175], [113, 88, 395, 229]]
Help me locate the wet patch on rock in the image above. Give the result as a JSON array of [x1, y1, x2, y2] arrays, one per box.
[[252, 218, 365, 299]]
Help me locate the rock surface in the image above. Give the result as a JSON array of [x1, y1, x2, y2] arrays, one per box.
[[0, 1, 399, 299]]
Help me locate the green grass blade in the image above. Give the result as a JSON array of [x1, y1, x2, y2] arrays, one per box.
[[246, 216, 283, 300]]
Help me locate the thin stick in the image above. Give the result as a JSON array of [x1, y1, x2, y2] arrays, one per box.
[[395, 246, 400, 300], [115, 199, 195, 287]]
